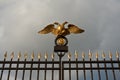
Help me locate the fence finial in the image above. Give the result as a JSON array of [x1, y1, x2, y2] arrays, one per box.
[[31, 51, 34, 59], [4, 51, 7, 59], [102, 51, 105, 59], [75, 50, 78, 59], [11, 52, 14, 59], [96, 51, 98, 59], [68, 52, 71, 59], [24, 52, 28, 59], [18, 52, 21, 59], [109, 51, 112, 59], [116, 51, 119, 58], [51, 53, 55, 59], [45, 52, 48, 59], [38, 52, 41, 59], [89, 50, 92, 59], [82, 52, 85, 59]]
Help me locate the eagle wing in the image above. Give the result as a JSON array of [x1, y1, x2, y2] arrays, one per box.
[[68, 24, 84, 34], [38, 24, 55, 34]]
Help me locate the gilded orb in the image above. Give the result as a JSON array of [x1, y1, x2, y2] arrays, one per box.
[[56, 38, 65, 45]]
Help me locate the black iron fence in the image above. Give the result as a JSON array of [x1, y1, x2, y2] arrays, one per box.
[[0, 51, 120, 80]]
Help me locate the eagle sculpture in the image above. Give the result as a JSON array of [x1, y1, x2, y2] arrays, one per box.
[[38, 21, 84, 36]]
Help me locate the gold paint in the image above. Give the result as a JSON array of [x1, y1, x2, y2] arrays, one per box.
[[56, 38, 65, 45], [18, 52, 21, 59], [116, 51, 119, 58], [38, 53, 41, 59], [45, 52, 48, 59], [82, 52, 85, 59], [96, 51, 98, 59], [109, 51, 112, 59], [4, 52, 7, 59], [75, 50, 78, 59], [11, 52, 14, 59], [57, 26, 61, 30], [24, 52, 28, 59], [31, 52, 34, 59], [51, 53, 55, 59], [68, 52, 71, 59], [102, 52, 105, 59], [38, 21, 84, 36], [89, 50, 92, 59]]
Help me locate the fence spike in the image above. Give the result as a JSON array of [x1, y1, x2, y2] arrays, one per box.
[[109, 51, 112, 59], [89, 50, 92, 59], [31, 51, 34, 59], [96, 51, 99, 59], [82, 52, 85, 59], [116, 51, 119, 58], [18, 52, 21, 59], [11, 52, 14, 59], [51, 53, 55, 59], [102, 51, 105, 59], [4, 51, 7, 59], [68, 52, 71, 59], [24, 52, 28, 59], [75, 50, 78, 59], [45, 52, 48, 59], [38, 52, 41, 59]]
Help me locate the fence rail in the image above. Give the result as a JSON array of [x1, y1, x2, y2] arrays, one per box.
[[0, 51, 120, 80]]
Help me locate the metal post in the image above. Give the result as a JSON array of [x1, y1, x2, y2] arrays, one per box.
[[59, 53, 62, 80]]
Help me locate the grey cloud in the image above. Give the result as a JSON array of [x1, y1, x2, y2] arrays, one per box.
[[0, 0, 120, 79]]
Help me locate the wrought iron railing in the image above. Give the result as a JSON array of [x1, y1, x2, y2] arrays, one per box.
[[0, 51, 120, 80]]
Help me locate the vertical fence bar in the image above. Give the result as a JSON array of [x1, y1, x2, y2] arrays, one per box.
[[0, 52, 7, 80], [44, 53, 48, 80], [0, 58, 5, 80], [96, 52, 101, 80], [89, 51, 93, 80], [15, 52, 21, 80], [15, 58, 20, 80], [7, 59, 13, 80], [109, 52, 116, 80], [51, 53, 54, 80], [7, 52, 14, 80], [102, 53, 108, 80], [29, 53, 34, 80], [82, 52, 86, 80], [37, 58, 40, 80], [22, 53, 27, 80], [116, 51, 120, 71], [62, 62, 64, 80], [29, 59, 33, 80], [22, 58, 26, 80], [68, 53, 71, 80], [75, 51, 79, 80], [37, 53, 41, 80]]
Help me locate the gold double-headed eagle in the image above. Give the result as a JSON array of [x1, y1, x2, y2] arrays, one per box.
[[38, 21, 84, 36]]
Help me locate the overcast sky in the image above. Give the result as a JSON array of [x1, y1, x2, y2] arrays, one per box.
[[0, 0, 120, 80]]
